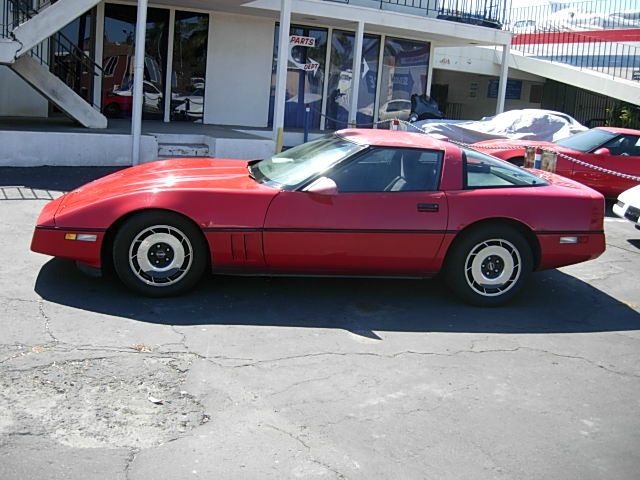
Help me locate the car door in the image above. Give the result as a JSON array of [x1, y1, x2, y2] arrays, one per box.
[[263, 147, 449, 275], [572, 134, 640, 196]]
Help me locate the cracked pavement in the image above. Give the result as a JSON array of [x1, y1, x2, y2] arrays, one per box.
[[1, 167, 640, 479]]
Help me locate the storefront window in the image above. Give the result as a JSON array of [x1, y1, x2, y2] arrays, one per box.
[[102, 4, 169, 120], [378, 37, 430, 122], [170, 11, 209, 122], [268, 25, 328, 129], [326, 31, 380, 129]]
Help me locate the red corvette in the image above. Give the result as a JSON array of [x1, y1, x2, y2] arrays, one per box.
[[473, 127, 640, 198], [31, 129, 605, 306]]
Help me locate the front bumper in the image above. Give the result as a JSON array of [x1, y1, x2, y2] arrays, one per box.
[[31, 226, 104, 268]]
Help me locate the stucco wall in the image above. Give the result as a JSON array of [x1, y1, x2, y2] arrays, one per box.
[[0, 66, 49, 117], [0, 131, 157, 166], [204, 13, 274, 127]]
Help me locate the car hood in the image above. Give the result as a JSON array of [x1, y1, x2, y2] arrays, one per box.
[[59, 157, 265, 209]]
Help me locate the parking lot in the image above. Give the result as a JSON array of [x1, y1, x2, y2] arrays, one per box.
[[1, 167, 640, 480]]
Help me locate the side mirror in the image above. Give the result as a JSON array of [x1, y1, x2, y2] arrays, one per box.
[[593, 147, 610, 155], [303, 176, 338, 196]]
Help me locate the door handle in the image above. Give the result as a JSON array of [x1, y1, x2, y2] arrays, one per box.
[[417, 203, 439, 213]]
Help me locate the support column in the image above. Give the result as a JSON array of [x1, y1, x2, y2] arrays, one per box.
[[93, 1, 105, 110], [425, 41, 435, 97], [496, 41, 510, 115], [163, 8, 176, 123], [131, 0, 148, 165], [273, 0, 292, 153], [348, 20, 364, 127]]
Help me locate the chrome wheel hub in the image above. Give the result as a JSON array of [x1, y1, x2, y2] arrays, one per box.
[[465, 239, 521, 297], [129, 225, 193, 287]]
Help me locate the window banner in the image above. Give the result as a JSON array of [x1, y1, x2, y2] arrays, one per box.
[[289, 35, 320, 73]]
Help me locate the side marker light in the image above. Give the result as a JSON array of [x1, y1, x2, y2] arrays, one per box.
[[559, 236, 578, 244]]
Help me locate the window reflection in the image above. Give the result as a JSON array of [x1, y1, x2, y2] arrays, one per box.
[[378, 37, 430, 122], [54, 12, 94, 103], [171, 11, 209, 122], [269, 25, 328, 129], [326, 31, 380, 129], [102, 4, 168, 120]]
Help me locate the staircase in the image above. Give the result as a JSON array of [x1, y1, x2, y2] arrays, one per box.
[[511, 30, 640, 83], [0, 0, 107, 128], [504, 29, 640, 107]]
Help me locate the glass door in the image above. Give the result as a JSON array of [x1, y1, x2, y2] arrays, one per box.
[[102, 4, 169, 120], [170, 11, 209, 122], [268, 24, 328, 129]]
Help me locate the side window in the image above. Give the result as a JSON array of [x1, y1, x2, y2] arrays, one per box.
[[463, 148, 547, 188], [327, 148, 443, 193], [103, 56, 118, 77], [603, 135, 640, 156]]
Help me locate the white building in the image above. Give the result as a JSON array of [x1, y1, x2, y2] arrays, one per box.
[[0, 0, 638, 166]]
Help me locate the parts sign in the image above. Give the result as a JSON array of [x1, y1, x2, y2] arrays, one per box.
[[290, 35, 316, 47], [289, 35, 319, 72]]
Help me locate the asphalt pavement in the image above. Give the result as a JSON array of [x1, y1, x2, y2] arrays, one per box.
[[1, 167, 640, 480]]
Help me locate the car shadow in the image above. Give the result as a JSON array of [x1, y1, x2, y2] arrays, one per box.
[[0, 167, 122, 192], [35, 259, 640, 335]]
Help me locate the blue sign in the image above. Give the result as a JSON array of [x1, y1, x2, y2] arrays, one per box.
[[488, 79, 522, 100], [392, 73, 414, 95], [633, 71, 640, 81]]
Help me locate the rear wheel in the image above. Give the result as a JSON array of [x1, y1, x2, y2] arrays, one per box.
[[104, 102, 121, 118], [445, 225, 533, 306], [112, 211, 208, 297]]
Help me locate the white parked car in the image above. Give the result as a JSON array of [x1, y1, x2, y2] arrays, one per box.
[[613, 185, 640, 229]]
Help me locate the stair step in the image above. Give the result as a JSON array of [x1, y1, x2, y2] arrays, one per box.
[[10, 55, 107, 128], [157, 143, 209, 157]]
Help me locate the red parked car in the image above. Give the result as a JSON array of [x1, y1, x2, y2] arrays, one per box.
[[31, 130, 605, 306], [473, 127, 640, 198]]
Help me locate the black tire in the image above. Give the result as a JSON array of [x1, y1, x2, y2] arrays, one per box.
[[444, 225, 533, 307], [509, 156, 525, 167], [112, 211, 208, 297], [104, 102, 121, 118]]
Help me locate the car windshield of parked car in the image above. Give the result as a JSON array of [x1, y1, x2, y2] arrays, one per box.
[[555, 129, 617, 152], [464, 148, 548, 188], [250, 135, 365, 188]]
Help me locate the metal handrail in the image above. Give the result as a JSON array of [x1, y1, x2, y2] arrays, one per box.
[[506, 0, 640, 33], [512, 29, 640, 82], [323, 0, 510, 28], [2, 0, 102, 109]]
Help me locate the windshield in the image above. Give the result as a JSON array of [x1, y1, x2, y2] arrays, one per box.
[[250, 135, 365, 189], [464, 148, 548, 187], [555, 129, 617, 152]]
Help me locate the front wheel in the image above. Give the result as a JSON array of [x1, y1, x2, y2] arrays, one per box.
[[112, 211, 208, 297], [444, 225, 533, 306]]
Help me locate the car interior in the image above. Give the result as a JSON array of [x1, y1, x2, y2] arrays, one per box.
[[328, 148, 442, 193]]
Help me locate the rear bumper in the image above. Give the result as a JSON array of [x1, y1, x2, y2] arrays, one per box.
[[31, 226, 104, 268], [537, 232, 605, 270]]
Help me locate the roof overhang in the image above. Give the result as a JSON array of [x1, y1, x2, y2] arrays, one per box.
[[150, 0, 512, 47]]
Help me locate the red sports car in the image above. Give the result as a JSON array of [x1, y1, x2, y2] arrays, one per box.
[[473, 127, 640, 198], [31, 129, 605, 306]]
